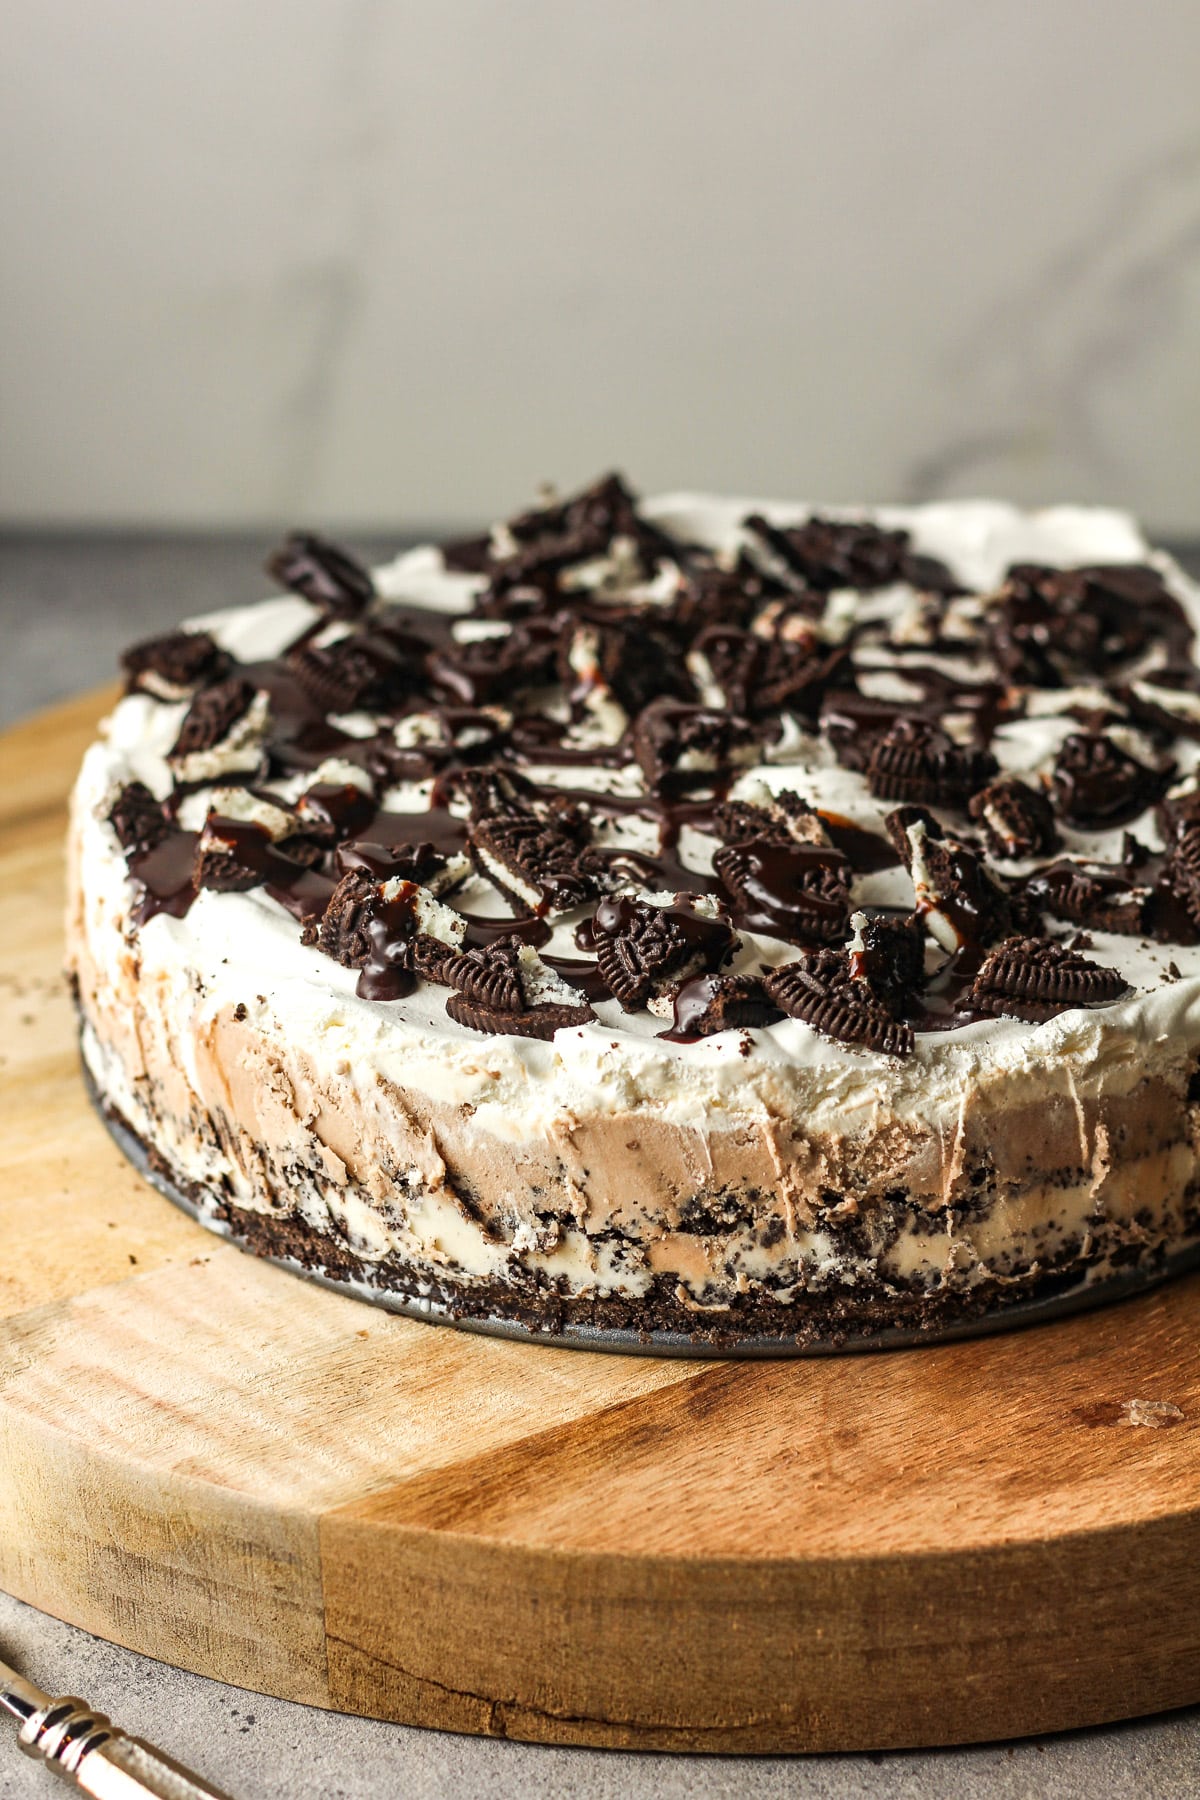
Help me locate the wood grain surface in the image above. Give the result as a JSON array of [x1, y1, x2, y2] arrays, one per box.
[[2, 689, 1200, 1752]]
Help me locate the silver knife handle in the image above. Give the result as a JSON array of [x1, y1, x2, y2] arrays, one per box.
[[18, 1695, 232, 1799]]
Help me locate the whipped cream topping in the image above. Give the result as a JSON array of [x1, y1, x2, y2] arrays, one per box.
[[74, 493, 1200, 1145]]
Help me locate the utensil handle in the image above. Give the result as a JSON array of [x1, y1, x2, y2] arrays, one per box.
[[18, 1695, 232, 1798]]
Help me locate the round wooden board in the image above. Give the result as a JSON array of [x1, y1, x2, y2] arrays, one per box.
[[4, 689, 1200, 1754]]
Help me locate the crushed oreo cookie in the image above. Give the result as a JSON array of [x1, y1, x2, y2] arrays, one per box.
[[713, 839, 851, 943], [666, 973, 783, 1039], [850, 911, 926, 1007], [122, 629, 230, 695], [592, 894, 735, 1012], [171, 676, 259, 759], [468, 791, 601, 914], [1052, 732, 1170, 829], [288, 630, 421, 715], [105, 468, 1200, 1049], [1023, 857, 1151, 936], [744, 513, 954, 595], [968, 936, 1128, 1022], [266, 532, 375, 617], [444, 935, 594, 1039], [710, 790, 824, 848], [764, 951, 915, 1057], [888, 809, 1015, 951], [866, 717, 997, 808], [969, 776, 1059, 860], [108, 781, 170, 854], [632, 699, 762, 791]]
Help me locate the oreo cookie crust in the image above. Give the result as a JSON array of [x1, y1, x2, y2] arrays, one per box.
[[68, 483, 1200, 1346]]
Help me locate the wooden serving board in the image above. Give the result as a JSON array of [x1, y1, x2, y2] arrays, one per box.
[[3, 690, 1200, 1753]]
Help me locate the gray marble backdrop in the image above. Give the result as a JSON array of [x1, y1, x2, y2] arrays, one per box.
[[3, 1, 1200, 534]]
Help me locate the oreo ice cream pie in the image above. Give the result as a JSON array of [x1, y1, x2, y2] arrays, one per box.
[[68, 476, 1200, 1345]]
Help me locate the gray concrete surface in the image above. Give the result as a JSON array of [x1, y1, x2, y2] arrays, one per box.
[[4, 532, 1200, 1798]]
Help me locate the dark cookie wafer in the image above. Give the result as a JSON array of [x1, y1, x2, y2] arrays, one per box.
[[668, 972, 783, 1038], [883, 804, 943, 862], [710, 789, 824, 848], [442, 934, 595, 1038], [968, 936, 1127, 1022], [470, 806, 601, 913], [192, 820, 272, 892], [748, 511, 959, 595], [632, 698, 762, 791], [429, 618, 558, 705], [171, 676, 258, 759], [713, 840, 851, 944], [592, 894, 735, 1012], [305, 869, 393, 967], [288, 632, 416, 715], [266, 531, 375, 617], [1165, 826, 1200, 930], [1024, 858, 1151, 936], [1052, 732, 1169, 829], [557, 616, 691, 715], [987, 562, 1177, 683], [445, 938, 525, 1013], [969, 776, 1059, 860], [886, 809, 1014, 951], [445, 992, 593, 1040], [764, 951, 914, 1057], [866, 717, 997, 808], [108, 781, 170, 855], [852, 912, 926, 1006], [121, 629, 229, 694]]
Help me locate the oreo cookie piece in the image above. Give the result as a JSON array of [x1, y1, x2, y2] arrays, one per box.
[[883, 804, 943, 862], [764, 951, 915, 1057], [169, 677, 269, 783], [444, 935, 594, 1040], [632, 698, 763, 792], [670, 565, 770, 636], [1162, 826, 1200, 931], [968, 936, 1128, 1023], [438, 532, 494, 574], [591, 893, 736, 1014], [889, 811, 1013, 953], [848, 910, 926, 1008], [171, 676, 256, 756], [714, 839, 851, 944], [1023, 857, 1151, 936], [668, 972, 783, 1038], [288, 629, 418, 715], [1052, 732, 1169, 829], [428, 618, 559, 706], [969, 777, 1059, 860], [690, 624, 849, 724], [306, 868, 465, 976], [557, 617, 691, 716], [265, 531, 375, 618], [469, 799, 601, 914], [746, 513, 960, 596], [866, 717, 997, 809], [336, 837, 470, 897], [710, 789, 827, 849], [108, 781, 170, 855], [121, 629, 229, 699], [193, 818, 279, 893], [987, 563, 1176, 684], [445, 992, 594, 1041]]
